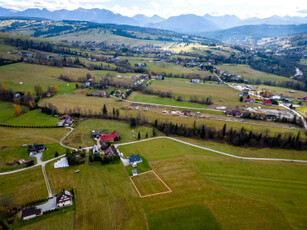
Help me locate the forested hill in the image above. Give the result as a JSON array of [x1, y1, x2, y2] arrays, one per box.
[[202, 24, 307, 45], [0, 17, 218, 45]]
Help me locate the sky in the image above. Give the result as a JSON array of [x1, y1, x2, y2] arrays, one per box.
[[0, 0, 306, 19]]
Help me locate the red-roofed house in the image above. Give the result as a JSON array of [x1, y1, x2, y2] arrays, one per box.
[[100, 91, 106, 96], [244, 98, 254, 103], [100, 131, 120, 142], [263, 99, 272, 105]]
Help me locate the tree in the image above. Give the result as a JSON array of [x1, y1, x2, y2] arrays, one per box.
[[34, 84, 43, 98], [222, 124, 227, 136], [113, 108, 115, 117], [116, 109, 120, 118], [138, 132, 141, 140], [55, 152, 59, 157], [130, 118, 137, 128], [102, 104, 107, 115], [145, 133, 148, 138], [89, 155, 93, 162], [239, 96, 243, 102], [14, 104, 21, 116], [152, 128, 156, 136]]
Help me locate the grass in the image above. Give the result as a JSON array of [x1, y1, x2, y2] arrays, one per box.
[[45, 159, 148, 229], [16, 208, 74, 230], [0, 166, 47, 206], [0, 126, 69, 148], [125, 56, 212, 76], [148, 80, 239, 105], [38, 91, 128, 115], [216, 64, 298, 83], [64, 119, 161, 148], [0, 146, 35, 172], [131, 171, 171, 196], [4, 110, 59, 127], [42, 143, 68, 161], [129, 92, 208, 109], [118, 138, 307, 229], [176, 137, 307, 160], [0, 101, 17, 123], [148, 205, 221, 230], [125, 155, 152, 176]]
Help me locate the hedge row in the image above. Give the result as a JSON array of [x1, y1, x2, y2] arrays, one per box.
[[0, 124, 60, 128]]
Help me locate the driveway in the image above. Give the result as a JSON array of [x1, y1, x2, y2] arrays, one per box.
[[36, 196, 57, 213]]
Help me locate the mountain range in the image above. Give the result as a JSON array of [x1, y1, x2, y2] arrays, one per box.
[[0, 6, 306, 34]]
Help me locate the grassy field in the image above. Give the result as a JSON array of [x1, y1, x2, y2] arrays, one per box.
[[131, 171, 170, 196], [4, 109, 59, 126], [0, 126, 69, 148], [64, 119, 161, 148], [45, 159, 148, 230], [125, 56, 212, 77], [49, 28, 171, 48], [216, 64, 298, 83], [0, 63, 107, 94], [0, 146, 35, 172], [0, 166, 47, 206], [118, 138, 307, 229], [38, 91, 128, 115], [17, 209, 74, 230], [148, 80, 239, 105], [42, 143, 67, 161], [0, 101, 17, 123], [177, 137, 307, 160], [129, 91, 208, 109]]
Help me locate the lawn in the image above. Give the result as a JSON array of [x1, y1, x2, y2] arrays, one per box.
[[216, 64, 298, 84], [0, 146, 35, 172], [131, 171, 171, 197], [17, 209, 74, 230], [129, 92, 208, 109], [0, 166, 47, 206], [118, 138, 307, 229], [64, 119, 161, 148], [42, 143, 68, 161], [4, 109, 59, 127]]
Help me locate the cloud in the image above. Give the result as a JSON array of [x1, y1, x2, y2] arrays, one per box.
[[0, 0, 305, 18], [297, 9, 307, 14]]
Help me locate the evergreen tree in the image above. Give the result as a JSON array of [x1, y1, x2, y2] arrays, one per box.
[[102, 104, 107, 115]]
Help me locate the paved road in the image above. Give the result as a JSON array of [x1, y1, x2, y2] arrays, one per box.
[[59, 127, 78, 151], [115, 136, 307, 163]]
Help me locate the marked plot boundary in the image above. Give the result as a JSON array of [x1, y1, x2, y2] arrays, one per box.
[[130, 170, 172, 198]]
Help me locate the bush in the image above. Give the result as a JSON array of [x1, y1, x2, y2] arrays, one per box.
[[55, 152, 59, 157]]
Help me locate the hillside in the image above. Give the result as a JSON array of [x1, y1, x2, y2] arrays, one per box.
[[0, 18, 217, 46], [202, 24, 307, 45]]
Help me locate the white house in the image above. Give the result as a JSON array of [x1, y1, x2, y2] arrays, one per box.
[[56, 189, 73, 208]]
